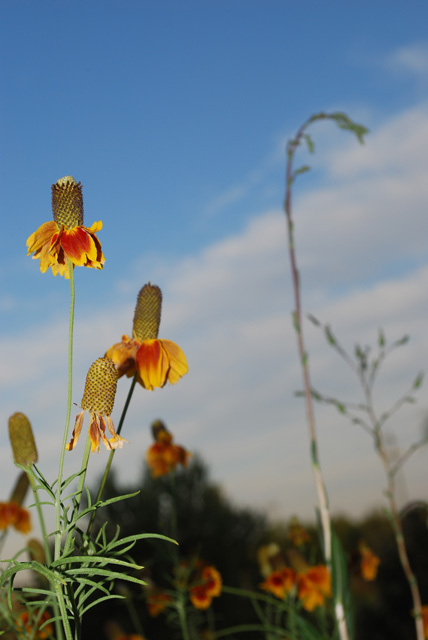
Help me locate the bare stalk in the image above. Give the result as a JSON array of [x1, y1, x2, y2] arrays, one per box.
[[284, 114, 349, 640]]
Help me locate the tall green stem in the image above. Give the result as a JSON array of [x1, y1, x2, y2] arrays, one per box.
[[53, 258, 75, 640], [86, 374, 138, 537]]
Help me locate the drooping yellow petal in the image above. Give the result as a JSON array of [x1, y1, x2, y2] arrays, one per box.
[[26, 221, 57, 254], [66, 411, 85, 451], [136, 339, 169, 390], [160, 340, 189, 384]]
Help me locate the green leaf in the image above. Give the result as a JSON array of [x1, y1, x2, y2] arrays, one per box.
[[325, 325, 336, 346], [293, 165, 311, 180], [304, 133, 315, 154], [413, 372, 424, 389], [294, 615, 328, 640], [79, 594, 124, 617], [307, 314, 321, 326], [378, 328, 385, 348], [292, 311, 300, 333], [336, 402, 346, 414], [331, 531, 354, 639], [329, 112, 369, 144], [394, 335, 409, 347]]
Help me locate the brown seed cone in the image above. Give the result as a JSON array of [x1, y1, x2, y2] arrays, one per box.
[[9, 472, 30, 506], [132, 283, 162, 341], [52, 176, 84, 229], [81, 357, 118, 416], [8, 412, 38, 466]]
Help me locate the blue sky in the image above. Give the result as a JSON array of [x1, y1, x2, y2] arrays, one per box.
[[1, 1, 428, 547]]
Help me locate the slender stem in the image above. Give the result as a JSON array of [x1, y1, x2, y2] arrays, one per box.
[[53, 259, 75, 640], [284, 117, 349, 640], [55, 260, 75, 560], [176, 594, 191, 640], [27, 471, 65, 640], [86, 374, 138, 537], [55, 586, 73, 640]]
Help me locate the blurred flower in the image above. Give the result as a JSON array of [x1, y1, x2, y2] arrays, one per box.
[[146, 420, 191, 477], [26, 176, 104, 278], [421, 605, 428, 639], [359, 542, 380, 581], [106, 284, 188, 390], [260, 567, 296, 599], [297, 565, 332, 611], [0, 502, 31, 534], [288, 518, 310, 547], [105, 620, 146, 640], [146, 590, 172, 617], [67, 357, 128, 453], [189, 565, 222, 610], [15, 609, 53, 639]]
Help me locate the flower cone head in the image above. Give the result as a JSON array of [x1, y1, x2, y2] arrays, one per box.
[[133, 283, 162, 341], [67, 358, 127, 453], [81, 357, 118, 416], [26, 176, 104, 277], [52, 176, 84, 228], [8, 412, 38, 466], [10, 472, 30, 506]]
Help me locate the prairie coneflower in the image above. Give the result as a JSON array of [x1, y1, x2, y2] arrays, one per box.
[[15, 610, 54, 639], [0, 471, 32, 534], [297, 565, 332, 611], [0, 502, 31, 534], [189, 565, 222, 610], [260, 567, 296, 600], [67, 357, 127, 453], [26, 176, 104, 278], [146, 590, 173, 617], [359, 542, 380, 581], [106, 283, 188, 390], [146, 420, 191, 478]]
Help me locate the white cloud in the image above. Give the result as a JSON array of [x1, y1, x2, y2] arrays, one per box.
[[385, 43, 428, 76], [1, 103, 427, 548]]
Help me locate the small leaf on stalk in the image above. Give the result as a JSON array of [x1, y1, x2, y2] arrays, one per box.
[[413, 372, 424, 389], [292, 311, 300, 333], [307, 314, 321, 326], [336, 402, 346, 414], [378, 329, 385, 348], [325, 325, 336, 345], [330, 112, 369, 144], [304, 133, 315, 154], [293, 165, 311, 180]]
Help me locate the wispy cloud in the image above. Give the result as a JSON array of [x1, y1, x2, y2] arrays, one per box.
[[385, 43, 428, 76]]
